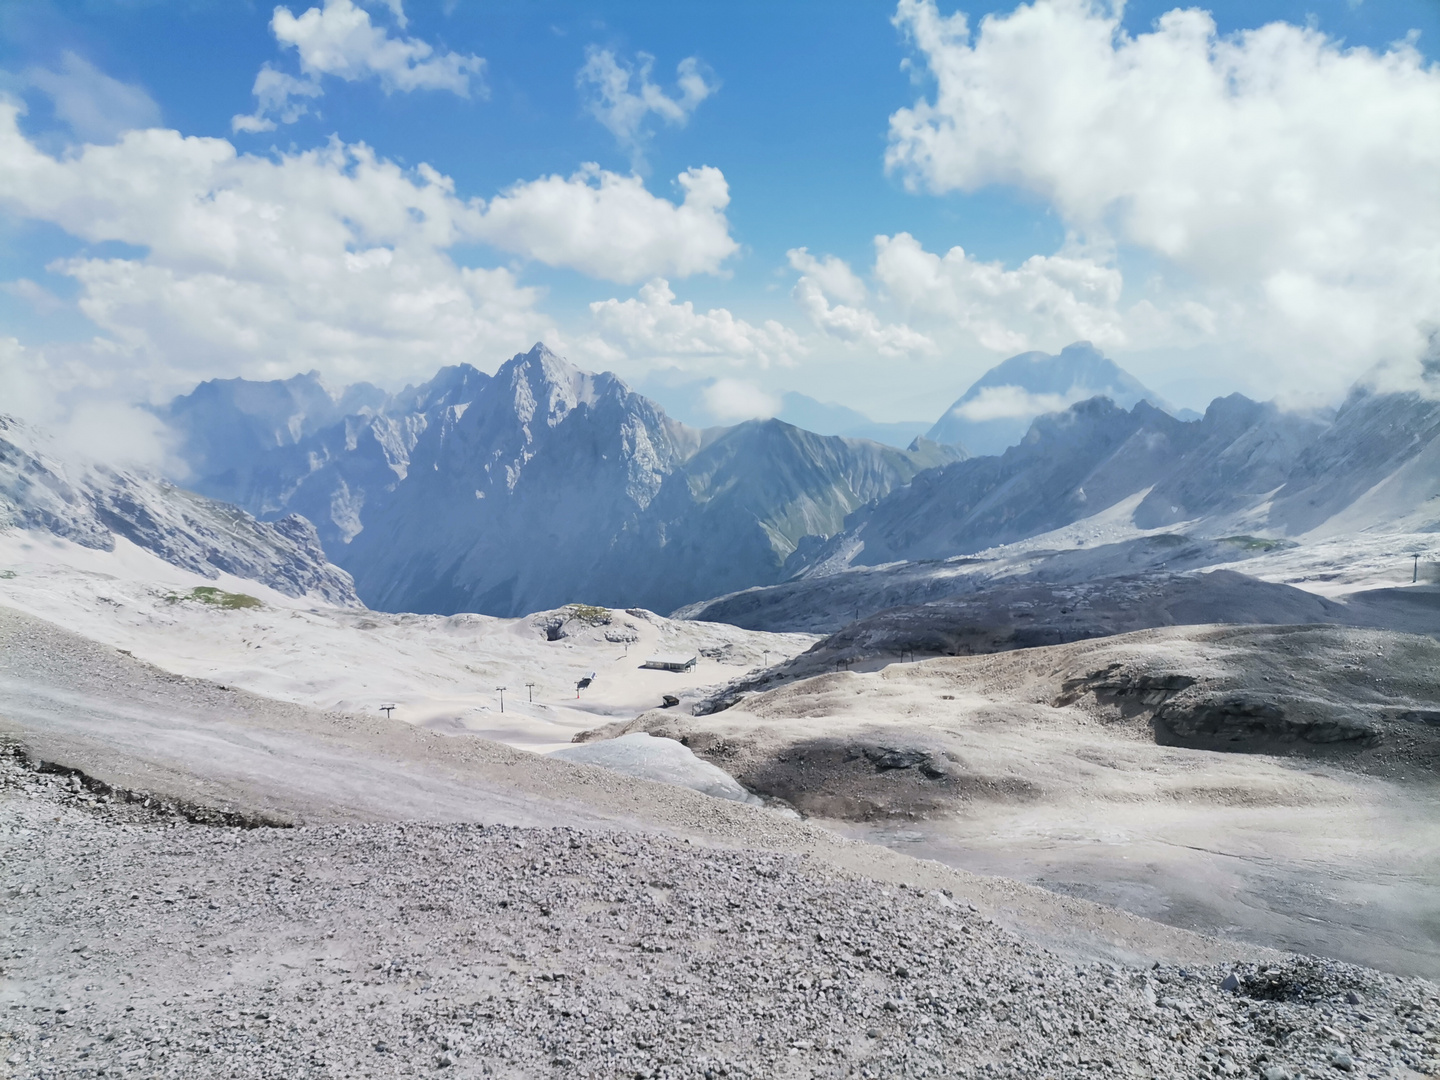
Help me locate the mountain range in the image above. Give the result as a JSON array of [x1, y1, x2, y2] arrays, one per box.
[[163, 344, 958, 616], [784, 371, 1440, 578], [8, 339, 1436, 623]]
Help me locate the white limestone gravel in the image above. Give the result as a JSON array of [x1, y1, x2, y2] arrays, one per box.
[[3, 750, 1437, 1080]]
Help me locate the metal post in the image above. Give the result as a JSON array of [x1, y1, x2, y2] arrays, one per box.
[[496, 686, 506, 713], [526, 681, 536, 702], [1415, 554, 1421, 583]]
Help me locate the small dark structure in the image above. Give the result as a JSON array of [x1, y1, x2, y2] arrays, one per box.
[[380, 703, 396, 718], [642, 654, 698, 672]]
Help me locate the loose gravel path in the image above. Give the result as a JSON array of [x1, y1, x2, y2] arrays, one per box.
[[4, 751, 1437, 1080]]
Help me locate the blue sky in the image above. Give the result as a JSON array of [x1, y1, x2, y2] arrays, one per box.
[[1, 0, 1438, 446]]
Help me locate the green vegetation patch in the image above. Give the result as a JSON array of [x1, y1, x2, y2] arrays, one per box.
[[563, 603, 612, 625], [164, 586, 263, 610], [1217, 535, 1298, 553]]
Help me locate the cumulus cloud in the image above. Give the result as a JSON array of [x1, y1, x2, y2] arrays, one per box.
[[786, 248, 867, 306], [785, 247, 934, 357], [791, 277, 934, 358], [233, 0, 484, 133], [585, 279, 802, 372], [577, 47, 716, 168], [887, 0, 1440, 393], [873, 232, 1129, 354], [474, 165, 738, 283], [23, 51, 161, 143], [702, 378, 780, 423], [233, 66, 324, 133], [0, 103, 552, 398]]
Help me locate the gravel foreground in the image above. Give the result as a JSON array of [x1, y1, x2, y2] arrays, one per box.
[[3, 750, 1438, 1080]]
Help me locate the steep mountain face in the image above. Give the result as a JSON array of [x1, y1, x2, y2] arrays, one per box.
[[844, 397, 1181, 565], [165, 364, 489, 549], [340, 346, 700, 615], [926, 341, 1175, 455], [337, 346, 957, 616], [1266, 384, 1440, 536], [0, 415, 359, 606]]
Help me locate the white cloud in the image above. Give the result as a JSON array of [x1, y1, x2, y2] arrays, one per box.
[[0, 103, 552, 398], [786, 248, 867, 306], [24, 51, 160, 143], [474, 165, 738, 283], [1, 278, 64, 315], [577, 47, 716, 168], [0, 337, 180, 469], [791, 276, 934, 358], [873, 232, 1128, 353], [363, 0, 408, 30], [887, 0, 1440, 394], [585, 279, 802, 372], [785, 247, 934, 357], [233, 0, 484, 133], [233, 66, 325, 132], [951, 385, 1083, 422], [702, 378, 780, 423]]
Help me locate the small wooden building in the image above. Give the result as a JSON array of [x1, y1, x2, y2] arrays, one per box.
[[642, 653, 698, 672]]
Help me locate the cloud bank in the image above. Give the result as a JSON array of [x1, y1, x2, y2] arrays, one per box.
[[0, 106, 740, 407], [888, 0, 1440, 394]]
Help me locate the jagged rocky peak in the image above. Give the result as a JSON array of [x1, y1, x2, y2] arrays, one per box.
[[0, 415, 361, 606], [500, 342, 605, 428], [388, 362, 490, 415], [927, 341, 1175, 456]]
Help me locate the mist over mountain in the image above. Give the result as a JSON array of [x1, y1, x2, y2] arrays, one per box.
[[926, 341, 1189, 456], [0, 415, 359, 606]]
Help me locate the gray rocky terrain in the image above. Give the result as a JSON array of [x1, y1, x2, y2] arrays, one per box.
[[4, 747, 1439, 1080], [687, 571, 1440, 709]]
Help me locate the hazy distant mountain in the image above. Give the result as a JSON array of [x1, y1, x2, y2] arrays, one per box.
[[792, 380, 1438, 576], [774, 393, 933, 449], [635, 379, 934, 449], [926, 341, 1185, 456], [163, 364, 489, 548], [0, 415, 359, 606]]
